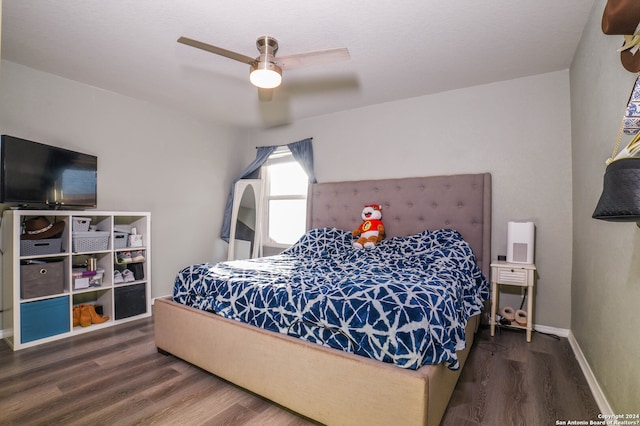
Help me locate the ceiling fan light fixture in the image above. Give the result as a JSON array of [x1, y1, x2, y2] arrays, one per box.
[[250, 62, 282, 89], [178, 35, 350, 100]]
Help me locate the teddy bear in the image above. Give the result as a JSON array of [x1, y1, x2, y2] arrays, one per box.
[[352, 204, 385, 249]]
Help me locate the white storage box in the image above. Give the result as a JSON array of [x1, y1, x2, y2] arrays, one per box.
[[128, 234, 143, 247], [72, 268, 105, 289], [72, 231, 109, 252]]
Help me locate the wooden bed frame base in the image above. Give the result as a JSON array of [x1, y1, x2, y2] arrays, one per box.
[[155, 296, 479, 426]]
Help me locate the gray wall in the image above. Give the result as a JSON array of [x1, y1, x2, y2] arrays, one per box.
[[571, 0, 640, 413], [250, 70, 574, 330], [0, 60, 247, 310]]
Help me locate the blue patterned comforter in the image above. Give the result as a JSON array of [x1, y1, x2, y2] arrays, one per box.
[[173, 227, 489, 370]]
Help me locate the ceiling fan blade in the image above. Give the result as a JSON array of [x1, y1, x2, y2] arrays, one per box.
[[258, 87, 274, 102], [178, 36, 255, 65], [275, 47, 350, 70]]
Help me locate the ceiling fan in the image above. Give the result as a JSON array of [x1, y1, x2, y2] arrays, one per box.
[[177, 35, 350, 101]]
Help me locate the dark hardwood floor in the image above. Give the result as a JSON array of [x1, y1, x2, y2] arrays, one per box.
[[441, 326, 600, 425], [0, 316, 600, 425]]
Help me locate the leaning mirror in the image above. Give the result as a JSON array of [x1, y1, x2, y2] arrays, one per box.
[[228, 179, 263, 260]]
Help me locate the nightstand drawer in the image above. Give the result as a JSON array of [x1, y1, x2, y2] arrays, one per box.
[[497, 268, 527, 284]]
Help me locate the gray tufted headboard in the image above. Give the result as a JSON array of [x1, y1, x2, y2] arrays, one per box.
[[306, 173, 492, 276]]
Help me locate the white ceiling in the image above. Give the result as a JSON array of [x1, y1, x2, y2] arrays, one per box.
[[2, 0, 596, 129]]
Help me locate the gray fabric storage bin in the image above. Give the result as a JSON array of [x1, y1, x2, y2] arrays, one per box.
[[20, 260, 65, 299]]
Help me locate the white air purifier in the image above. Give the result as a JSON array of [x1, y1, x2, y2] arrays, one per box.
[[507, 221, 535, 264]]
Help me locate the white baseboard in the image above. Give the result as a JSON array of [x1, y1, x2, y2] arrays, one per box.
[[534, 324, 570, 337], [568, 331, 613, 415]]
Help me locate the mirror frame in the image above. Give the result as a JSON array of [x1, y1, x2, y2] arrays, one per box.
[[228, 179, 264, 260]]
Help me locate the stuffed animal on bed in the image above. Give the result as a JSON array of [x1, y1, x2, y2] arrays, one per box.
[[352, 204, 385, 249]]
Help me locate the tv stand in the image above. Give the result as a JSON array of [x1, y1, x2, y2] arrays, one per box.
[[8, 204, 95, 210], [10, 204, 59, 210], [1, 210, 151, 350]]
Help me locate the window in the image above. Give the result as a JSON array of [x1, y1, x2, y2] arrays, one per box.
[[262, 148, 308, 246]]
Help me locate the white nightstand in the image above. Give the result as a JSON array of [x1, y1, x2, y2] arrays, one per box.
[[490, 260, 537, 342]]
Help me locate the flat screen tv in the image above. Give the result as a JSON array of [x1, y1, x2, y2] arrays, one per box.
[[0, 135, 97, 208]]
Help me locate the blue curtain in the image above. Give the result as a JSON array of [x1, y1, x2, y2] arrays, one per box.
[[287, 138, 317, 184], [220, 138, 316, 242], [220, 146, 277, 242]]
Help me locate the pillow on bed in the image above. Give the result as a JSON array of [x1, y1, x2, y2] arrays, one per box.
[[282, 227, 352, 258]]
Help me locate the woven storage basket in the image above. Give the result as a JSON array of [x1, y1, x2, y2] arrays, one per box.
[[113, 231, 130, 249], [20, 238, 63, 256], [72, 231, 109, 252], [72, 217, 91, 232]]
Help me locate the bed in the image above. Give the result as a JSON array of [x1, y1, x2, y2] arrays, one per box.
[[154, 173, 491, 425]]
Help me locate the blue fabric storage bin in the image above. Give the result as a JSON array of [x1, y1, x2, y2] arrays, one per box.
[[21, 296, 70, 343]]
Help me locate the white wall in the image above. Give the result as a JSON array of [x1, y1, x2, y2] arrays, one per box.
[[0, 60, 246, 314], [571, 0, 640, 413], [250, 70, 574, 329]]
